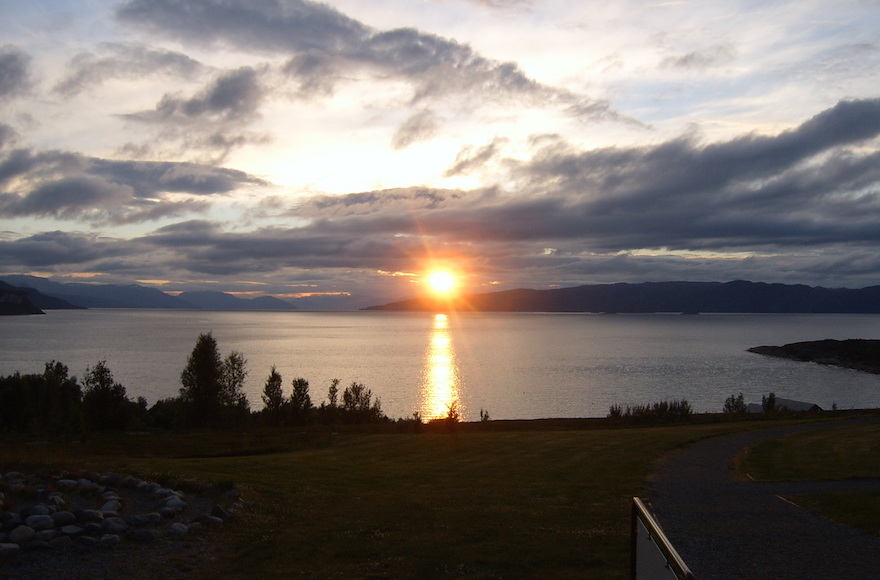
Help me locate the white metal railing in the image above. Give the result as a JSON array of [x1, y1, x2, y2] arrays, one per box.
[[631, 497, 694, 580]]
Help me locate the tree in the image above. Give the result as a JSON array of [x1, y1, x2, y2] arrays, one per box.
[[762, 392, 778, 413], [261, 366, 285, 422], [179, 333, 249, 427], [180, 332, 224, 427], [42, 361, 83, 435], [220, 350, 250, 423], [82, 360, 132, 431], [289, 377, 313, 424]]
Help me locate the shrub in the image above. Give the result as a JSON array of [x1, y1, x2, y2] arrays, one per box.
[[606, 399, 693, 423], [723, 392, 748, 414]]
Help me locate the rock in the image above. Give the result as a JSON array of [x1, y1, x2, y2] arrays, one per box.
[[200, 515, 224, 526], [100, 534, 121, 547], [74, 536, 98, 549], [166, 523, 188, 537], [25, 514, 55, 531], [0, 542, 21, 557], [2, 512, 22, 528], [158, 507, 177, 519], [60, 525, 84, 537], [82, 523, 104, 537], [102, 517, 128, 534], [211, 504, 234, 520], [101, 500, 122, 515], [9, 526, 35, 544], [51, 511, 77, 526], [25, 504, 51, 517], [35, 529, 58, 542], [77, 509, 104, 523], [161, 497, 188, 512]]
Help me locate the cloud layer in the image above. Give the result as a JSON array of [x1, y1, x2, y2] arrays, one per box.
[[1, 0, 879, 301]]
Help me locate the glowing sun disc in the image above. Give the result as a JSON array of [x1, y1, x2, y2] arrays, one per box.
[[428, 270, 456, 294]]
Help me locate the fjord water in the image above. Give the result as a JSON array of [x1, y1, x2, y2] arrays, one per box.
[[1, 310, 879, 420]]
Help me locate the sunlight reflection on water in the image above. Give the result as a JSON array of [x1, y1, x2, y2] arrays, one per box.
[[420, 313, 462, 419]]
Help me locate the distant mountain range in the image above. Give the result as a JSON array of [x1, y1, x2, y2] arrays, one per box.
[[0, 275, 382, 312], [4, 277, 880, 315], [365, 280, 880, 313]]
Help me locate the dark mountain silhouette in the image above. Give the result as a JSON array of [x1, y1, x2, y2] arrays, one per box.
[[1, 275, 195, 309], [178, 291, 298, 311], [365, 281, 880, 313], [0, 281, 45, 315]]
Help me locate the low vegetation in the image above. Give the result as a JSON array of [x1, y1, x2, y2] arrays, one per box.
[[743, 420, 880, 538]]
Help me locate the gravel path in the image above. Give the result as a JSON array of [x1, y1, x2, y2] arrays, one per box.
[[649, 418, 880, 579]]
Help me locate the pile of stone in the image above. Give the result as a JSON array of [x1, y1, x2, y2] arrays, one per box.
[[0, 470, 241, 559]]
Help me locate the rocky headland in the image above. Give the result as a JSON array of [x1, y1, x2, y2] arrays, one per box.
[[748, 339, 880, 374]]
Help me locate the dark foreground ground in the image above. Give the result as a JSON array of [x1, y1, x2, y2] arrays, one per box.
[[650, 417, 880, 579]]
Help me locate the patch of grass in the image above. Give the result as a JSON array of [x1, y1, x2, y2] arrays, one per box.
[[744, 422, 880, 481], [0, 420, 787, 579], [744, 420, 880, 539], [790, 491, 880, 537]]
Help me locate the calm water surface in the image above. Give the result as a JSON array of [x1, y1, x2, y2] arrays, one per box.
[[1, 310, 879, 420]]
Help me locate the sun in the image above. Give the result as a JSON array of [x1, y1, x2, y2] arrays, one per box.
[[427, 270, 456, 295]]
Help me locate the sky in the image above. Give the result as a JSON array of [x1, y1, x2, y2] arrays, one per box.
[[1, 0, 880, 306]]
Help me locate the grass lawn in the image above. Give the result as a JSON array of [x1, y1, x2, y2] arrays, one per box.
[[0, 417, 845, 579], [744, 420, 880, 538]]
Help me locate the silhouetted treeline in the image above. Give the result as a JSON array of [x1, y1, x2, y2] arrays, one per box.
[[0, 332, 392, 436]]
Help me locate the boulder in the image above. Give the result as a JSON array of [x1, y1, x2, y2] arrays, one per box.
[[25, 514, 55, 531], [0, 542, 20, 557], [166, 522, 188, 537], [51, 511, 77, 526], [9, 526, 35, 544], [100, 534, 121, 547], [102, 517, 128, 534]]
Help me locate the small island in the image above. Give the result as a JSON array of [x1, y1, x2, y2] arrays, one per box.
[[748, 339, 880, 374]]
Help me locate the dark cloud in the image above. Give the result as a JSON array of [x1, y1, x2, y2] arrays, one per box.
[[391, 109, 438, 149], [53, 43, 204, 97], [445, 138, 507, 176], [127, 67, 264, 124], [0, 231, 130, 268], [0, 45, 32, 100], [115, 0, 371, 54], [116, 0, 628, 125], [0, 124, 18, 150], [121, 66, 270, 162], [0, 147, 267, 223], [661, 44, 737, 70]]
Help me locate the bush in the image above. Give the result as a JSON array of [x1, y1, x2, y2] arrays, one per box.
[[606, 399, 693, 423], [341, 382, 386, 424], [723, 392, 748, 414]]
